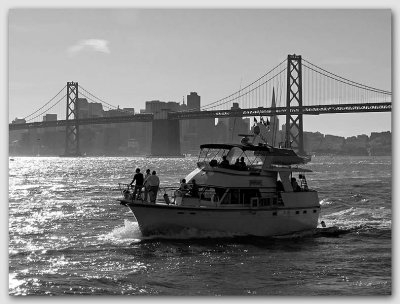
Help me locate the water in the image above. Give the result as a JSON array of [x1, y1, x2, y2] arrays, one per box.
[[8, 156, 392, 295]]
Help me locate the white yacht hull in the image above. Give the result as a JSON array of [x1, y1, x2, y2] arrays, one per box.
[[124, 201, 320, 237]]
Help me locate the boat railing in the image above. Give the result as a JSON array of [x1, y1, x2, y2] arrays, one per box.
[[119, 183, 182, 204]]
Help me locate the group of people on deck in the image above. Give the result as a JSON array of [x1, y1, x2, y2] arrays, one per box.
[[217, 156, 247, 170], [276, 177, 303, 193], [129, 168, 160, 203], [129, 168, 200, 203], [178, 178, 199, 197]]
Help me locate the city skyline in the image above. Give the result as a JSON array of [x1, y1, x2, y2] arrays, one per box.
[[8, 9, 391, 137]]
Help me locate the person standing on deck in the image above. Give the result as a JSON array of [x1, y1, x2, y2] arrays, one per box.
[[291, 177, 301, 192], [179, 178, 189, 194], [189, 179, 199, 198], [146, 171, 160, 203], [129, 168, 144, 199], [143, 169, 151, 202]]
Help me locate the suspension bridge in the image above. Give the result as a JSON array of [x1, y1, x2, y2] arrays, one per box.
[[9, 54, 392, 156]]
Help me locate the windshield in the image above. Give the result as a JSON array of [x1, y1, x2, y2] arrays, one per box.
[[199, 147, 265, 167], [198, 148, 230, 162]]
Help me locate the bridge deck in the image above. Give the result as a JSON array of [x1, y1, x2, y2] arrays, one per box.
[[9, 102, 391, 130]]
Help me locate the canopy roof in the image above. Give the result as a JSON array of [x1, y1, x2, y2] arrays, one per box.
[[199, 143, 297, 155]]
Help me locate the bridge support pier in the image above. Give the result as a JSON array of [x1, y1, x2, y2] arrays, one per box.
[[151, 118, 181, 157]]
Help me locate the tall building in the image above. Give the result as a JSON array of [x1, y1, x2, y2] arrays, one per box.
[[89, 102, 104, 118], [77, 98, 89, 118], [180, 93, 216, 153], [187, 92, 200, 110], [218, 103, 250, 144], [145, 100, 182, 119], [265, 89, 280, 146], [77, 98, 104, 118]]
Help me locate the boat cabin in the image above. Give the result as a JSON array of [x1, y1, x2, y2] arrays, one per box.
[[171, 143, 315, 208]]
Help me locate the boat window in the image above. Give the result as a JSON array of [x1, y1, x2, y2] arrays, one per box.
[[219, 189, 261, 205], [241, 189, 261, 205], [226, 147, 245, 163], [198, 148, 230, 164], [220, 189, 240, 205], [198, 146, 266, 171], [244, 150, 265, 168], [199, 187, 214, 201], [199, 187, 227, 202]]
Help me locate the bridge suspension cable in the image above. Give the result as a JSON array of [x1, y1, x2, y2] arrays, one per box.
[[200, 57, 287, 111], [78, 85, 135, 114], [303, 58, 391, 95], [202, 68, 287, 110], [25, 93, 67, 122], [22, 85, 66, 120], [302, 58, 391, 107]]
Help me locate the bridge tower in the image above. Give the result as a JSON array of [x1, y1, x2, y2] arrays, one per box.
[[64, 82, 81, 156], [285, 54, 305, 155]]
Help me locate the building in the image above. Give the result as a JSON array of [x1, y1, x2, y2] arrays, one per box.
[[77, 98, 104, 118], [77, 98, 89, 118], [217, 103, 250, 144], [11, 118, 26, 124], [89, 102, 104, 118], [264, 89, 280, 146], [187, 92, 200, 110], [43, 114, 57, 122], [145, 100, 182, 119]]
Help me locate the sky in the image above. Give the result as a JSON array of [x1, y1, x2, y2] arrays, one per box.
[[7, 8, 392, 137]]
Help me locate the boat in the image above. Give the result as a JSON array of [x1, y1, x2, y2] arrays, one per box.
[[118, 139, 320, 237]]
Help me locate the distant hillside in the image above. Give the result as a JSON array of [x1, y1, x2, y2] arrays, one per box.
[[304, 131, 391, 156]]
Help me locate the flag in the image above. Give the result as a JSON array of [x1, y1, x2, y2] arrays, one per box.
[[253, 117, 257, 127], [266, 118, 270, 131], [260, 117, 264, 123]]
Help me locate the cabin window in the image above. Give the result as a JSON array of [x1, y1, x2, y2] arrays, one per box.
[[220, 189, 240, 205], [199, 187, 217, 201], [241, 189, 261, 205], [259, 198, 269, 206]]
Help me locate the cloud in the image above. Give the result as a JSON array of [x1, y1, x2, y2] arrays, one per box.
[[68, 39, 110, 55]]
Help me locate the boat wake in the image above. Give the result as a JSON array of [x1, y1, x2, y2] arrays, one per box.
[[102, 220, 143, 244]]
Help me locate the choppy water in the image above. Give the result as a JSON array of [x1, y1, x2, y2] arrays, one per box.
[[8, 156, 391, 295]]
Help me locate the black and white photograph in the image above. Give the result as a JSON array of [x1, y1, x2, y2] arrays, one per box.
[[6, 2, 393, 297]]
